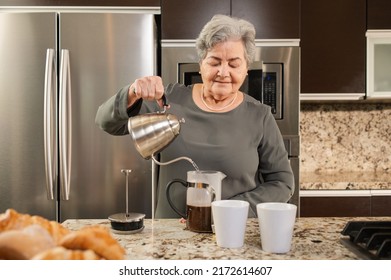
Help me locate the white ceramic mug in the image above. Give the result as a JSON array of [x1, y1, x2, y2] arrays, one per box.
[[256, 202, 297, 253], [211, 200, 249, 248]]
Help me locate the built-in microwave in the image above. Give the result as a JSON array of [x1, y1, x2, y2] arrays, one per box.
[[178, 62, 283, 119], [366, 30, 391, 99]]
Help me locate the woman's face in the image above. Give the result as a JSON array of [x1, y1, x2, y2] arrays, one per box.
[[199, 39, 248, 98]]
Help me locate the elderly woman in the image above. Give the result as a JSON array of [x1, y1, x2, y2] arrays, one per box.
[[95, 14, 294, 218]]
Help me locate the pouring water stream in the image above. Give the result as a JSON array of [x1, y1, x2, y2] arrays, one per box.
[[151, 154, 200, 171]]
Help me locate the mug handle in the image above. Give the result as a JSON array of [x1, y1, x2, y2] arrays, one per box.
[[166, 179, 188, 218]]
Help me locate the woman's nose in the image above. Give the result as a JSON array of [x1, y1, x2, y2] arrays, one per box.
[[217, 64, 229, 77]]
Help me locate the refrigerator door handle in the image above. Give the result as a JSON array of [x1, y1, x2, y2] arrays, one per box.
[[59, 49, 72, 200], [44, 48, 56, 200]]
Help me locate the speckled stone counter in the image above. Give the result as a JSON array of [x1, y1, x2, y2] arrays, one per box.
[[62, 217, 390, 260]]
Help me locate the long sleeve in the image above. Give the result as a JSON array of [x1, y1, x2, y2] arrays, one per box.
[[230, 109, 294, 217], [95, 85, 131, 135], [95, 85, 161, 135]]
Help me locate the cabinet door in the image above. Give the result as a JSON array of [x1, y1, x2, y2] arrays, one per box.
[[368, 0, 391, 29], [161, 0, 230, 39], [231, 0, 300, 39], [301, 0, 366, 94], [0, 0, 160, 6], [300, 197, 371, 217], [371, 196, 391, 216]]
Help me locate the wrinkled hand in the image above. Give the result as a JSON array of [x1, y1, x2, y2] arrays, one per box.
[[128, 76, 166, 108]]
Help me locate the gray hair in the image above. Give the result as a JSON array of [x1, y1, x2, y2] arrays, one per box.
[[195, 14, 256, 65]]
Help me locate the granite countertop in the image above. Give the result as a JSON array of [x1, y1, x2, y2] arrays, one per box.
[[62, 216, 390, 260], [300, 171, 391, 191]]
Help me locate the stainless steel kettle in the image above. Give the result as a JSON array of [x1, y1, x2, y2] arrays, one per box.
[[127, 95, 199, 170], [127, 95, 183, 158], [128, 111, 181, 159]]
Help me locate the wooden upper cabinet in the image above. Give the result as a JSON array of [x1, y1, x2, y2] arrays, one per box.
[[161, 0, 231, 39], [367, 0, 391, 29], [301, 0, 366, 94], [231, 0, 300, 39], [161, 0, 299, 40], [0, 0, 160, 5]]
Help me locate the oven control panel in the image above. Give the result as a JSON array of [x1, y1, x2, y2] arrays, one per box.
[[262, 63, 282, 120]]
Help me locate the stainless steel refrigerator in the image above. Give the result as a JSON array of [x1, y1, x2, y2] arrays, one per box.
[[0, 10, 156, 221]]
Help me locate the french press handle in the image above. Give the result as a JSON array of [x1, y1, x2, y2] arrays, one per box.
[[166, 179, 189, 219], [165, 179, 188, 218]]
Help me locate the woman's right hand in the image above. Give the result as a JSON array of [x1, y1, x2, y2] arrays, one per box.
[[127, 76, 165, 108]]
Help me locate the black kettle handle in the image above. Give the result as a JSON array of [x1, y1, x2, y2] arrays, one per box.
[[161, 94, 169, 107], [166, 179, 188, 218], [159, 94, 169, 113]]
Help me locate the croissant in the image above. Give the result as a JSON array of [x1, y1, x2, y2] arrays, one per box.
[[60, 225, 126, 260], [32, 246, 102, 260], [0, 224, 56, 260], [0, 209, 126, 260], [0, 209, 70, 244]]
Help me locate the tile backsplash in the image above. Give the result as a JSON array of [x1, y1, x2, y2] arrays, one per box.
[[300, 103, 391, 173]]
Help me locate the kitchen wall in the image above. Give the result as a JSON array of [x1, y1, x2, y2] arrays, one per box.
[[300, 103, 391, 174]]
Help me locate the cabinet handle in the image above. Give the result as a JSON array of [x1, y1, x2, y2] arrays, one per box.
[[59, 49, 72, 200]]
